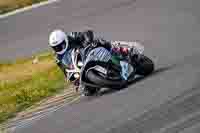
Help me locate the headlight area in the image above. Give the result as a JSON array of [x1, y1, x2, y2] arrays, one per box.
[[74, 73, 80, 78], [68, 72, 80, 82]]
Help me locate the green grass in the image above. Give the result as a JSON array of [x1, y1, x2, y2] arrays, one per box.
[[0, 0, 47, 15], [0, 51, 68, 124], [0, 127, 7, 133]]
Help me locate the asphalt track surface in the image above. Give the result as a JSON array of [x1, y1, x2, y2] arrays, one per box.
[[1, 0, 200, 132]]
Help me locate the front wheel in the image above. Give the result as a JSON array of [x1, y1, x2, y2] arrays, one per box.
[[84, 86, 100, 96], [86, 70, 127, 89], [135, 55, 154, 76]]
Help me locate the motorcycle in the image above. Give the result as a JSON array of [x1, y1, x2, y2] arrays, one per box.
[[64, 48, 83, 91], [65, 41, 154, 96]]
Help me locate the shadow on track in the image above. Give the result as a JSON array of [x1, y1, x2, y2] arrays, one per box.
[[100, 65, 174, 96]]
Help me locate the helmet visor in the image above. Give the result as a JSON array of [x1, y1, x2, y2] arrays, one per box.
[[52, 40, 66, 53]]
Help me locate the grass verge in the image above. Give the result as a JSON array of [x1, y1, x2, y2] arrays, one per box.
[[0, 51, 68, 124], [0, 0, 47, 15]]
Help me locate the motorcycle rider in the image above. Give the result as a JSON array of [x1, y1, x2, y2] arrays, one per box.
[[48, 29, 136, 94], [48, 29, 113, 88]]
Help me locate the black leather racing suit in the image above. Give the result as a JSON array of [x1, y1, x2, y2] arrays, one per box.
[[55, 30, 112, 83]]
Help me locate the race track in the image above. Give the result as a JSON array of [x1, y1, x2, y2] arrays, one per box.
[[1, 0, 200, 132]]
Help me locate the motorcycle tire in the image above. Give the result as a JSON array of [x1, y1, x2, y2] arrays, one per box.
[[84, 86, 100, 96], [86, 70, 126, 89], [135, 55, 154, 76]]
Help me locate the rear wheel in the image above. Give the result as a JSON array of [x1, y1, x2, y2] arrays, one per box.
[[135, 55, 154, 76]]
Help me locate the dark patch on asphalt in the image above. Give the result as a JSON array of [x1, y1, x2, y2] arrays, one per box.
[[161, 111, 200, 133], [107, 87, 200, 133]]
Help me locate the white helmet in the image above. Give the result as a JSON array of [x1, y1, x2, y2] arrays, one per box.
[[49, 29, 68, 55]]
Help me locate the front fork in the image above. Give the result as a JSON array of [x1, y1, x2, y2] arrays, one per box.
[[74, 79, 80, 92]]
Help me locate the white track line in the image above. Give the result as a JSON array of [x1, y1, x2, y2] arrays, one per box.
[[0, 0, 60, 19], [7, 96, 81, 132]]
